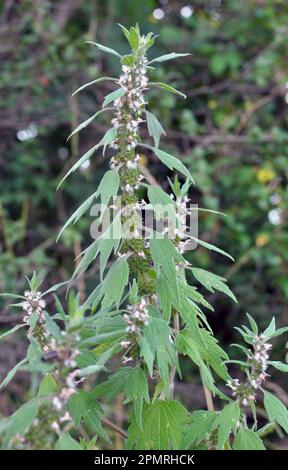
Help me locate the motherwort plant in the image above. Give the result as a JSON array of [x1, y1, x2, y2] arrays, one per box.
[[1, 25, 288, 451]]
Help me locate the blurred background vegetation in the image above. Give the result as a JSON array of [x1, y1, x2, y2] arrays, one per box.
[[0, 0, 288, 433]]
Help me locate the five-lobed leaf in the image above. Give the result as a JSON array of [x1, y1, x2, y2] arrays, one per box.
[[212, 401, 240, 449], [127, 399, 189, 450], [182, 410, 216, 449], [69, 390, 109, 442], [233, 427, 265, 450]]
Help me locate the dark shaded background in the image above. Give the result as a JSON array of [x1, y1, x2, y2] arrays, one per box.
[[0, 0, 288, 435]]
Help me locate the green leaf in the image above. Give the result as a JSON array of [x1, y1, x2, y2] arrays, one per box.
[[55, 432, 83, 450], [93, 367, 131, 401], [124, 366, 150, 430], [146, 110, 166, 148], [101, 257, 129, 307], [121, 54, 135, 66], [0, 358, 27, 390], [269, 326, 288, 339], [246, 312, 258, 335], [72, 77, 117, 96], [177, 328, 229, 382], [141, 306, 176, 395], [42, 281, 68, 296], [129, 279, 138, 304], [0, 293, 25, 299], [38, 374, 58, 396], [150, 81, 186, 99], [147, 186, 177, 224], [118, 23, 130, 41], [69, 391, 109, 441], [262, 317, 276, 338], [58, 167, 119, 241], [57, 192, 95, 240], [73, 223, 120, 281], [148, 185, 174, 207], [85, 256, 128, 310], [67, 108, 111, 141], [150, 236, 184, 299], [127, 399, 189, 450], [26, 338, 53, 374], [102, 88, 125, 108], [182, 410, 216, 448], [78, 364, 105, 377], [212, 401, 240, 449], [181, 282, 213, 311], [264, 390, 288, 434], [58, 127, 117, 188], [0, 324, 25, 341], [53, 295, 67, 323], [128, 27, 139, 51], [267, 361, 288, 373], [143, 145, 194, 184], [86, 41, 122, 58], [148, 52, 190, 65], [156, 272, 172, 321], [2, 398, 39, 449], [99, 237, 121, 279], [27, 271, 42, 291], [233, 427, 265, 450], [191, 267, 237, 303], [189, 236, 234, 261], [139, 337, 154, 377], [44, 312, 62, 341], [97, 169, 120, 206]]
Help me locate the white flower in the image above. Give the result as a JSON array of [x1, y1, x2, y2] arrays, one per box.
[[52, 397, 62, 411], [125, 184, 133, 194], [51, 421, 60, 432], [123, 357, 133, 364], [126, 160, 137, 169], [60, 387, 75, 401], [60, 411, 72, 423]]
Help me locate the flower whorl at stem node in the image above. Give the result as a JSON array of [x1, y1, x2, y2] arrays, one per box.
[[226, 333, 271, 407], [22, 290, 46, 324], [121, 297, 154, 363]]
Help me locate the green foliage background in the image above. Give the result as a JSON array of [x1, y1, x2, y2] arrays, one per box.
[[0, 0, 288, 416]]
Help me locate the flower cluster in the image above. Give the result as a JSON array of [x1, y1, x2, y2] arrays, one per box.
[[22, 290, 46, 324], [227, 333, 271, 407], [160, 193, 192, 252], [248, 334, 271, 387], [121, 298, 150, 363], [51, 378, 78, 432], [110, 55, 148, 195], [42, 341, 83, 433]]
